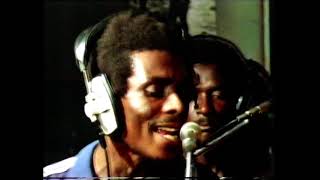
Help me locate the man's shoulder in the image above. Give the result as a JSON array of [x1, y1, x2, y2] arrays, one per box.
[[43, 157, 77, 178], [43, 141, 99, 179]]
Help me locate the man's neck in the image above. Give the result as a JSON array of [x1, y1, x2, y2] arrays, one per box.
[[93, 137, 144, 177]]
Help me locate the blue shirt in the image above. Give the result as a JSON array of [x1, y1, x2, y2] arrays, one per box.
[[44, 140, 219, 180], [43, 141, 99, 179]]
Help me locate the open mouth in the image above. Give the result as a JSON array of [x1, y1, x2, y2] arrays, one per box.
[[193, 118, 214, 133], [153, 126, 180, 142], [199, 125, 213, 132]]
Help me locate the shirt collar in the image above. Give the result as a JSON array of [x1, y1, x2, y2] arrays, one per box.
[[66, 140, 99, 178]]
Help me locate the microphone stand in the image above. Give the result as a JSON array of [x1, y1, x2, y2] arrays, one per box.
[[180, 122, 201, 180], [194, 100, 272, 157], [194, 118, 249, 156], [185, 151, 197, 179]]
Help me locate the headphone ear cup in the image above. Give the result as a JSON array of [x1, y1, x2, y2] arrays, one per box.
[[84, 74, 119, 135], [235, 91, 253, 114], [236, 95, 244, 112]]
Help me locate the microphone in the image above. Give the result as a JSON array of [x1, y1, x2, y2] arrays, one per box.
[[180, 122, 201, 178], [180, 122, 201, 152], [194, 100, 272, 156], [236, 100, 271, 122], [212, 100, 272, 139]]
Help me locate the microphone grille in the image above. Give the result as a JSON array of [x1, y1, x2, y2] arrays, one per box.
[[180, 122, 201, 152]]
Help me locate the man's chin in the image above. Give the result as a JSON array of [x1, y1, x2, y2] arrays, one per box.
[[154, 152, 181, 160], [198, 132, 215, 146], [148, 145, 183, 160]]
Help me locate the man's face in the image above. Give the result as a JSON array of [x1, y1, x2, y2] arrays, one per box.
[[121, 50, 189, 160], [188, 63, 238, 145]]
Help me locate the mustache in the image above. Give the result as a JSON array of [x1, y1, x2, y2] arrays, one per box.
[[193, 116, 209, 126], [148, 116, 184, 129], [192, 115, 230, 132]]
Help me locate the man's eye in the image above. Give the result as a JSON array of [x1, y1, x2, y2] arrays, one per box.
[[211, 91, 226, 100], [145, 85, 164, 98]]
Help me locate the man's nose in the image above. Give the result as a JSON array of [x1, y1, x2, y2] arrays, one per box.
[[196, 93, 212, 115], [162, 93, 184, 115]]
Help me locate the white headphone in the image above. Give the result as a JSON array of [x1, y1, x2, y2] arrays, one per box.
[[73, 17, 121, 136]]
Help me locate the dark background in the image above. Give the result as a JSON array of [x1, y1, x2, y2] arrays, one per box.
[[44, 0, 130, 166]]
